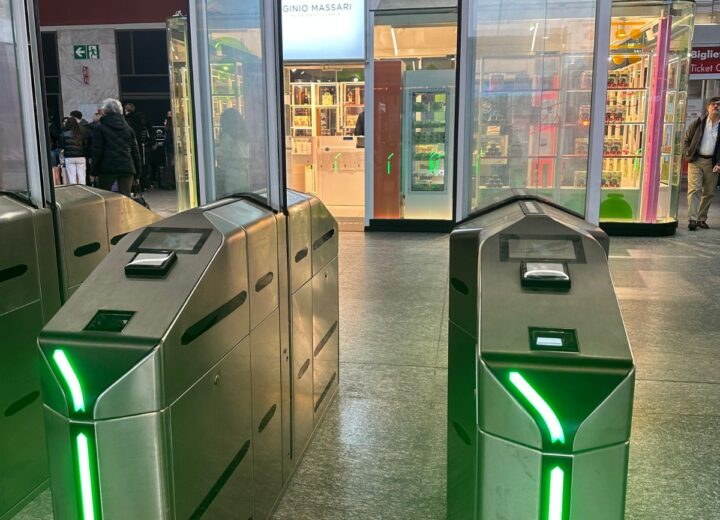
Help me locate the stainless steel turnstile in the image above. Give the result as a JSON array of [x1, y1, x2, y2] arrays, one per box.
[[54, 185, 161, 298], [0, 195, 59, 520], [0, 186, 159, 519], [447, 198, 634, 520], [38, 191, 339, 519]]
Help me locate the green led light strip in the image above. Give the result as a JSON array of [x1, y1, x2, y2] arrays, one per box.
[[508, 371, 565, 444], [52, 350, 85, 412], [76, 433, 96, 520], [547, 466, 564, 520], [386, 152, 395, 175]]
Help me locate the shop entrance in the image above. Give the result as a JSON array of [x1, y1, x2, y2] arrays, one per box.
[[285, 65, 366, 229], [371, 10, 458, 226]]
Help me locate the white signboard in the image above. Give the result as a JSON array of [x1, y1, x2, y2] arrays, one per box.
[[282, 0, 365, 61]]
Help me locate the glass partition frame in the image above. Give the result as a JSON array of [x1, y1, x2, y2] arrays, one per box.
[[457, 0, 607, 219]]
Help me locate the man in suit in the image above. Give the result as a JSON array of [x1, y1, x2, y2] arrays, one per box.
[[684, 96, 720, 230]]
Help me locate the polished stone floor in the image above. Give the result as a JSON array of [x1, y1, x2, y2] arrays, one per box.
[[15, 210, 720, 519]]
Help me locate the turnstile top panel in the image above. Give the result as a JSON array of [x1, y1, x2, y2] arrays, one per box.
[[478, 204, 632, 365], [42, 210, 222, 341]]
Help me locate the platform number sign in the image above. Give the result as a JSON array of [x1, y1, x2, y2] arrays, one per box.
[[74, 44, 100, 60]]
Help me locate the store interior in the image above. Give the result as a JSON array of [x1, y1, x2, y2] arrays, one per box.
[[466, 1, 694, 229], [285, 65, 366, 224]]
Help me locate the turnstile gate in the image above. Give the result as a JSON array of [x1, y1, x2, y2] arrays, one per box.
[[0, 186, 158, 519], [447, 198, 634, 520], [38, 191, 339, 519]]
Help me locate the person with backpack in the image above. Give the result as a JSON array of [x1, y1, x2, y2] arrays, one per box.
[[91, 98, 141, 196]]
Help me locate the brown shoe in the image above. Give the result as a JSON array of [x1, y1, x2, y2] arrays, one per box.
[[698, 221, 710, 229]]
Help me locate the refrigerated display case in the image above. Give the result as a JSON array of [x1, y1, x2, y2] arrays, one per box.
[[402, 69, 455, 219], [599, 1, 694, 235], [166, 15, 198, 212]]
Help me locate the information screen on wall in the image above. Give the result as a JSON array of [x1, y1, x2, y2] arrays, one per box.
[[282, 0, 365, 61]]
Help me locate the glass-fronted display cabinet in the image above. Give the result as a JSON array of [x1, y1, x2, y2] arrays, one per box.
[[461, 0, 602, 217], [408, 90, 448, 192], [401, 70, 455, 220], [599, 0, 694, 234], [166, 15, 198, 212], [342, 82, 364, 135]]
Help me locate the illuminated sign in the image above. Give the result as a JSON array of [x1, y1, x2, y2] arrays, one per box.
[[282, 0, 365, 61], [690, 46, 720, 79]]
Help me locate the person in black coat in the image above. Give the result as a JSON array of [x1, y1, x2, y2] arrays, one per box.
[[59, 117, 87, 184], [92, 98, 142, 196]]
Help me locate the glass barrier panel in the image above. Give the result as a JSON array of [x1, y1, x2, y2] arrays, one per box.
[[196, 0, 271, 201], [0, 0, 30, 197], [464, 0, 598, 216]]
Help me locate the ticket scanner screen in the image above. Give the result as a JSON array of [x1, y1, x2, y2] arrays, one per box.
[[508, 238, 576, 260], [129, 227, 212, 254]]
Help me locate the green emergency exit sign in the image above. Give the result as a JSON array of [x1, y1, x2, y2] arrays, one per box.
[[74, 44, 100, 60]]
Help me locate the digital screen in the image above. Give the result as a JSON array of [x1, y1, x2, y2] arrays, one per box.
[[140, 231, 205, 252], [508, 239, 576, 260], [282, 0, 365, 61]]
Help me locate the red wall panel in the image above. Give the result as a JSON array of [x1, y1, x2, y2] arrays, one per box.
[[38, 0, 187, 26], [373, 60, 403, 219]]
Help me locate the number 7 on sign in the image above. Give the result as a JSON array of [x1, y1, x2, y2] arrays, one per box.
[[87, 45, 100, 59]]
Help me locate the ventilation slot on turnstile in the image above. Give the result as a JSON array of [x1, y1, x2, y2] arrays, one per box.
[[450, 277, 469, 295], [0, 264, 27, 283], [312, 228, 335, 250], [254, 272, 274, 292], [297, 358, 310, 379], [258, 404, 277, 433], [189, 439, 251, 520], [110, 233, 128, 246], [452, 421, 472, 446], [4, 391, 40, 417], [314, 321, 338, 357], [314, 372, 337, 412], [294, 247, 308, 263], [181, 291, 248, 345], [74, 242, 101, 257]]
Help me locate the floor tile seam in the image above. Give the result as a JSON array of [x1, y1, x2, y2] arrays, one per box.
[[636, 377, 720, 386], [632, 411, 720, 419], [339, 360, 445, 371], [339, 360, 444, 370]]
